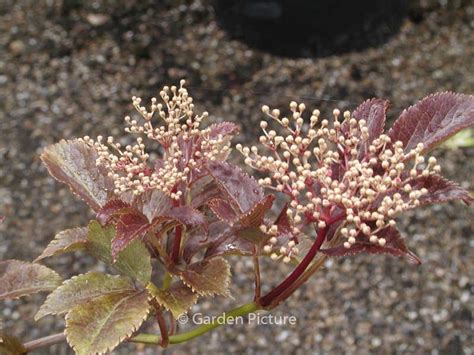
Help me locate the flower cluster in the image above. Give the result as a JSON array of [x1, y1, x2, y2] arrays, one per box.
[[237, 101, 442, 260], [81, 80, 231, 199]]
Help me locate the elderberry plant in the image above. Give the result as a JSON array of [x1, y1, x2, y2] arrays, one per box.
[[1, 81, 473, 354]]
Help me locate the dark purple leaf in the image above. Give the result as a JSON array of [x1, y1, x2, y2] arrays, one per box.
[[205, 227, 254, 258], [41, 139, 115, 211], [207, 161, 263, 213], [274, 204, 291, 233], [132, 190, 172, 222], [97, 199, 131, 225], [184, 222, 230, 263], [389, 92, 474, 152], [161, 206, 206, 226], [321, 227, 421, 264], [190, 176, 222, 208], [410, 174, 472, 205], [209, 198, 238, 223]]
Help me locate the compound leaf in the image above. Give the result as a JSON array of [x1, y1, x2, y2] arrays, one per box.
[[35, 272, 134, 321], [65, 290, 149, 355], [146, 282, 198, 319], [178, 257, 231, 297], [35, 227, 88, 262], [87, 221, 151, 285]]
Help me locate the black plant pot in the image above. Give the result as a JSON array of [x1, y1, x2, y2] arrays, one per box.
[[214, 0, 408, 57]]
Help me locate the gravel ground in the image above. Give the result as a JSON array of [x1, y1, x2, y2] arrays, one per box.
[[0, 0, 473, 354]]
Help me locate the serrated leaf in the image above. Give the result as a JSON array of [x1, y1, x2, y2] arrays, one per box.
[[87, 221, 152, 284], [35, 227, 88, 262], [65, 290, 149, 355], [321, 227, 421, 264], [35, 272, 135, 321], [0, 333, 26, 354], [96, 199, 131, 225], [161, 206, 206, 226], [190, 176, 222, 209], [236, 226, 268, 245], [388, 92, 474, 152], [207, 161, 264, 213], [183, 222, 228, 263], [274, 204, 291, 232], [236, 195, 274, 227], [410, 174, 472, 205], [352, 98, 389, 143], [133, 190, 172, 222], [41, 139, 115, 211], [209, 198, 238, 223], [146, 282, 198, 318], [113, 210, 150, 258], [0, 260, 61, 300], [204, 222, 255, 258], [178, 257, 231, 297]]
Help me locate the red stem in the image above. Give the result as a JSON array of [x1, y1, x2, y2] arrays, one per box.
[[260, 225, 328, 307], [171, 225, 182, 263], [170, 185, 182, 263], [259, 213, 346, 308]]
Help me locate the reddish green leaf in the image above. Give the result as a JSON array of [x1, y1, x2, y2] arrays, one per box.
[[146, 282, 198, 318], [41, 139, 115, 211], [209, 198, 238, 223], [321, 227, 421, 264], [389, 92, 474, 152], [35, 227, 88, 262], [410, 174, 472, 205], [207, 161, 264, 213], [65, 290, 149, 355], [0, 333, 26, 354], [35, 272, 135, 320], [178, 257, 231, 297], [0, 260, 61, 300], [87, 221, 152, 284]]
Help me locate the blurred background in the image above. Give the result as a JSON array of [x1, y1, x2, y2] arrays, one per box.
[[0, 0, 473, 353]]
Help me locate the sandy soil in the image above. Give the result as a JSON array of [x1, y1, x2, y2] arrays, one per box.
[[0, 1, 472, 354]]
